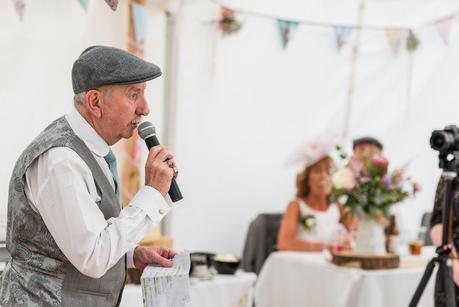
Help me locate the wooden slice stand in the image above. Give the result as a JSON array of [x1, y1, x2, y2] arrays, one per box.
[[331, 252, 400, 270]]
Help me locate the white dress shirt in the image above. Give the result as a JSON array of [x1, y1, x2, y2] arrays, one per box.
[[24, 109, 171, 278]]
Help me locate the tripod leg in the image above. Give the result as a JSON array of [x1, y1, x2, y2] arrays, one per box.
[[409, 258, 437, 307], [435, 261, 457, 307]]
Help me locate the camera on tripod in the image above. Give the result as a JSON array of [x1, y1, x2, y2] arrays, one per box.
[[409, 125, 459, 307], [430, 125, 459, 172]]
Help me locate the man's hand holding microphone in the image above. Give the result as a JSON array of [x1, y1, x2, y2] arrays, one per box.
[[139, 122, 183, 202], [133, 122, 183, 272]]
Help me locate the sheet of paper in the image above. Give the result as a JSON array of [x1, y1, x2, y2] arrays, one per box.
[[141, 250, 191, 307]]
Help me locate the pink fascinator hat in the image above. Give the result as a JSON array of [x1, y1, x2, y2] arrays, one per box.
[[288, 133, 339, 169]]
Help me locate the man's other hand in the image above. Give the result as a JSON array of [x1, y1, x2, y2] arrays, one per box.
[[133, 246, 178, 273]]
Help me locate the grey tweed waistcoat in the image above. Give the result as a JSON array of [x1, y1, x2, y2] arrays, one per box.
[[0, 117, 126, 306]]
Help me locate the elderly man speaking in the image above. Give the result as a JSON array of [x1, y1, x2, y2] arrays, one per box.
[[0, 46, 178, 306]]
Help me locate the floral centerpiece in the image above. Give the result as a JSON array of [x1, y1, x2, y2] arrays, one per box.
[[331, 146, 420, 254]]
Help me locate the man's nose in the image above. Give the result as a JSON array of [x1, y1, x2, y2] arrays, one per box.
[[137, 97, 150, 116]]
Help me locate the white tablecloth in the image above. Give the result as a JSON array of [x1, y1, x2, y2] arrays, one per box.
[[120, 271, 256, 307], [255, 251, 435, 307]]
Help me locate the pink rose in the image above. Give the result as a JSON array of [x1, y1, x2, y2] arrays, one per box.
[[413, 182, 421, 194], [372, 155, 389, 172]]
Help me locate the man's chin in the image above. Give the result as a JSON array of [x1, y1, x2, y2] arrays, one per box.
[[123, 130, 135, 139]]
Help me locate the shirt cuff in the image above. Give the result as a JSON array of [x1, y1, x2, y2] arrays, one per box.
[[127, 246, 137, 269], [128, 186, 171, 223]]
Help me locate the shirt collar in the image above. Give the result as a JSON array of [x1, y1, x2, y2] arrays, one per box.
[[65, 109, 110, 157]]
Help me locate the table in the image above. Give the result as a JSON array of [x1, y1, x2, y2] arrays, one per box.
[[120, 271, 256, 307], [255, 251, 436, 307]]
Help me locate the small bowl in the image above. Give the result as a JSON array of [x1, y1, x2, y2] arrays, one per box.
[[213, 255, 240, 275], [190, 252, 216, 274]]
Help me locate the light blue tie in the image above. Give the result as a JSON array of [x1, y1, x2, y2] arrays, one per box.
[[104, 149, 121, 205]]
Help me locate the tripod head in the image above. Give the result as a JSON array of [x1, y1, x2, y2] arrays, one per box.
[[431, 125, 459, 172], [437, 152, 459, 173]]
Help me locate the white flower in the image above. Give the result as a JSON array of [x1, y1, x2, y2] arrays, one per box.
[[332, 168, 356, 190], [302, 215, 316, 231]]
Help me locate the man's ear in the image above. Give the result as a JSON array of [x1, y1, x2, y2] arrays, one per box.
[[86, 90, 103, 118]]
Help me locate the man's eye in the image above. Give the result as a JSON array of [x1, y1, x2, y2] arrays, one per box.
[[130, 94, 138, 100]]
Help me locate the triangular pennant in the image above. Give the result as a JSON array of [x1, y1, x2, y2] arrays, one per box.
[[277, 19, 300, 49], [78, 0, 89, 11], [131, 3, 148, 44], [333, 26, 352, 50], [11, 0, 26, 21], [104, 0, 118, 11], [385, 29, 407, 56], [435, 16, 454, 45]]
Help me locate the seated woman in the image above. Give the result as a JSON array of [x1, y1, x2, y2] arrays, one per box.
[[277, 154, 345, 252]]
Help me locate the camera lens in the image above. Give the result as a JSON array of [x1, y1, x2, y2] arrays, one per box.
[[430, 131, 448, 151], [430, 129, 458, 153], [431, 134, 445, 150]]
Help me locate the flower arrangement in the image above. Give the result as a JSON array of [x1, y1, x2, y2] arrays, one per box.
[[331, 146, 420, 217]]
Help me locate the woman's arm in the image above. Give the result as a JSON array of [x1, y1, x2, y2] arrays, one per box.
[[277, 201, 323, 252], [430, 176, 445, 228], [431, 224, 459, 286]]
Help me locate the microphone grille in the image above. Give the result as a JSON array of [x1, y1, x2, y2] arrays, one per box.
[[138, 121, 156, 140]]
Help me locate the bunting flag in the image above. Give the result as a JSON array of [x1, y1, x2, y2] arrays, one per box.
[[385, 29, 407, 56], [132, 3, 148, 44], [11, 0, 26, 21], [127, 3, 145, 57], [435, 16, 454, 45], [77, 0, 89, 11], [333, 26, 352, 50], [277, 19, 300, 49], [104, 0, 119, 11]]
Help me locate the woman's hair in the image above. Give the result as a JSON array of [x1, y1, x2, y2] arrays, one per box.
[[295, 156, 332, 198]]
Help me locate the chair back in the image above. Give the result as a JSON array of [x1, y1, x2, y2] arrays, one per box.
[[420, 212, 432, 246], [241, 213, 283, 275]]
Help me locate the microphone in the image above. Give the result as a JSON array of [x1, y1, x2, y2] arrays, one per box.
[[138, 122, 183, 202]]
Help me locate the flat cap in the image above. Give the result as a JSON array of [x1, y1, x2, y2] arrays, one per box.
[[353, 136, 383, 150], [72, 45, 162, 94]]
